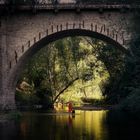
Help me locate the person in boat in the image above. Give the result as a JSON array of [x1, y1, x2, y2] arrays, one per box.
[[68, 102, 73, 113]]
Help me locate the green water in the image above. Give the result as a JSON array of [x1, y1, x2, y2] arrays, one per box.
[[0, 110, 139, 140]]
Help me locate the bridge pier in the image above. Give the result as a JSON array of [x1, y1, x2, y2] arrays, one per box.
[[0, 20, 16, 111], [0, 92, 16, 111]]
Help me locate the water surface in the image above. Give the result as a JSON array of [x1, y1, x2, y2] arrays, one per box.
[[0, 110, 139, 140]]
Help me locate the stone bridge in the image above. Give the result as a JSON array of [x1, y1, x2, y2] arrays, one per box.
[[0, 1, 139, 110]]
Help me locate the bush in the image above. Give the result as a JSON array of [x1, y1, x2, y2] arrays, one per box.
[[118, 88, 140, 116], [15, 91, 40, 107], [8, 111, 22, 120], [81, 97, 105, 105]]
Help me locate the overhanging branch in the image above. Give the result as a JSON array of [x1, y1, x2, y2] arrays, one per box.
[[53, 77, 79, 103]]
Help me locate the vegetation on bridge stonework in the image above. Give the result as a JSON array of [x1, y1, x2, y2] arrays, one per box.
[[79, 0, 140, 3], [114, 15, 140, 116], [4, 0, 140, 5], [16, 36, 126, 109]]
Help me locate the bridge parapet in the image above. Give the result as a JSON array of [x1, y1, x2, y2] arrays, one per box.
[[0, 0, 140, 5], [0, 0, 140, 11]]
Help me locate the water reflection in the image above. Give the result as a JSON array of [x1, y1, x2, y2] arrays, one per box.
[[0, 110, 139, 140], [0, 121, 19, 140], [19, 110, 108, 140]]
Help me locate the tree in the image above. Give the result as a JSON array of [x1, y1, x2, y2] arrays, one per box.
[[16, 36, 126, 108]]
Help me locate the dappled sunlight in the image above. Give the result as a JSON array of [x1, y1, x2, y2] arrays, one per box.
[[18, 111, 108, 140], [71, 110, 108, 140], [16, 36, 126, 109]]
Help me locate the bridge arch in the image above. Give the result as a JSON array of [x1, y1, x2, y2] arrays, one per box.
[[7, 28, 130, 110]]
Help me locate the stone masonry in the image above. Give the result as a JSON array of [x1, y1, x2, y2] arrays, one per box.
[[0, 7, 137, 110]]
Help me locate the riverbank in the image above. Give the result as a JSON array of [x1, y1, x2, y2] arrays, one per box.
[[0, 105, 115, 121], [73, 105, 116, 111], [0, 111, 22, 122]]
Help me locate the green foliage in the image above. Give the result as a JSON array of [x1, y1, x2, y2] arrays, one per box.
[[114, 40, 140, 114], [8, 111, 22, 120], [117, 89, 140, 116], [81, 97, 105, 106], [77, 0, 137, 4], [16, 90, 40, 106], [16, 36, 125, 109], [110, 13, 140, 116]]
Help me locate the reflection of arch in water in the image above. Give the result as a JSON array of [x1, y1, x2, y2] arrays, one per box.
[[7, 29, 129, 109]]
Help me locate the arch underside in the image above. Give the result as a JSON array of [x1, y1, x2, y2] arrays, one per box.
[[8, 29, 129, 91]]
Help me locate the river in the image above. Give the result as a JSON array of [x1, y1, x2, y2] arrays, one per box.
[[0, 110, 139, 140]]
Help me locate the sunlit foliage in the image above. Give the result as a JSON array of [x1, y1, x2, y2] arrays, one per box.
[[16, 36, 125, 108]]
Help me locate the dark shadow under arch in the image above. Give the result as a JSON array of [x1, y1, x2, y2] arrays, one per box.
[[8, 29, 130, 91]]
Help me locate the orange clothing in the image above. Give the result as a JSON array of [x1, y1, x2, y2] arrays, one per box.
[[68, 102, 73, 113]]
